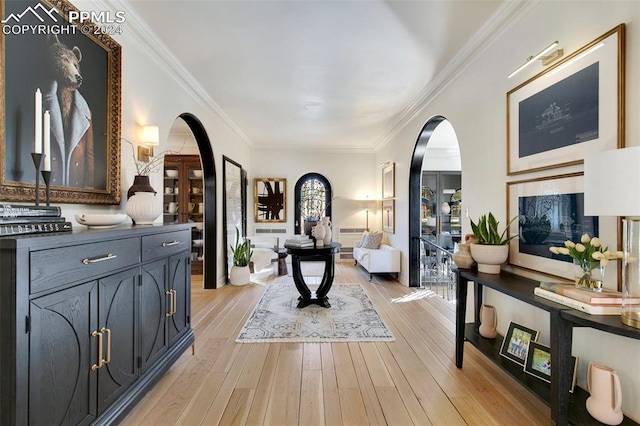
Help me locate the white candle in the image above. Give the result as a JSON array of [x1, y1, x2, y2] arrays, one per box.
[[43, 111, 51, 171], [34, 88, 42, 153]]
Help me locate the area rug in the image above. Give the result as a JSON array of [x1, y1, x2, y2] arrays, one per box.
[[236, 283, 395, 343]]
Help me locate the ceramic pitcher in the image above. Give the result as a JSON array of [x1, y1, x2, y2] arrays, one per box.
[[321, 216, 332, 245], [586, 362, 623, 425], [479, 304, 498, 339]]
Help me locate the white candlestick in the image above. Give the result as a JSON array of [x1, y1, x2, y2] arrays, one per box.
[[43, 110, 51, 171], [34, 88, 42, 153]]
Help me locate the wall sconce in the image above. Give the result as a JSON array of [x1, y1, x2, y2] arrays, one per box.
[[138, 125, 159, 163], [507, 41, 563, 78]]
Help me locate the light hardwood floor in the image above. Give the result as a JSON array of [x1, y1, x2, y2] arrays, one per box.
[[121, 262, 550, 425]]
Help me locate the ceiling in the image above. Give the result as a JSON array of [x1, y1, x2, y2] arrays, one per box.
[[127, 0, 505, 152]]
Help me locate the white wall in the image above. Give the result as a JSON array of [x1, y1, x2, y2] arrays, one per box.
[[377, 1, 640, 420]]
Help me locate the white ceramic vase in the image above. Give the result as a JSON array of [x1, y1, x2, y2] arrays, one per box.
[[470, 244, 509, 274], [321, 216, 332, 245], [229, 265, 250, 286], [125, 192, 162, 225], [586, 362, 623, 425], [312, 223, 325, 247]]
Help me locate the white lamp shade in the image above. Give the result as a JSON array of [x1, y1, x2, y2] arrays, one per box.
[[584, 147, 640, 217], [142, 125, 160, 146]]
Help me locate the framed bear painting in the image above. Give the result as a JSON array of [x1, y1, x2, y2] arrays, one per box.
[[0, 0, 122, 204]]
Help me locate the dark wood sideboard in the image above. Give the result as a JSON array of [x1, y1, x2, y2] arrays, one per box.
[[0, 223, 195, 425], [456, 270, 640, 426]]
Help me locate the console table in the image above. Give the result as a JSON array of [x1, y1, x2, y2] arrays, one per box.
[[0, 223, 195, 425], [456, 270, 640, 426], [286, 242, 341, 308]]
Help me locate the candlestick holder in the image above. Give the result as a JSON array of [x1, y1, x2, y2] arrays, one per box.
[[31, 153, 44, 206], [41, 170, 53, 206]]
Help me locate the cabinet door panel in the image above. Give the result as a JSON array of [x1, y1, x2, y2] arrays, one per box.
[[29, 281, 98, 426], [168, 252, 190, 346], [98, 267, 139, 413], [140, 259, 168, 372]]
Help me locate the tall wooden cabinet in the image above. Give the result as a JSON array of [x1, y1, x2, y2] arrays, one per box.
[[164, 155, 204, 274], [0, 224, 194, 426]]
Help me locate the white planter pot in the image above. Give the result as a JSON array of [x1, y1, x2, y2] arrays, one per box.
[[230, 265, 250, 286], [470, 244, 509, 274], [125, 192, 162, 225]]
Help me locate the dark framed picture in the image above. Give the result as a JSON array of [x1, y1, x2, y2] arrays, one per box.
[[500, 321, 539, 366], [254, 178, 286, 223], [1, 0, 122, 204], [507, 24, 625, 175], [382, 162, 395, 199], [382, 199, 395, 233], [524, 341, 579, 392], [507, 173, 621, 290]]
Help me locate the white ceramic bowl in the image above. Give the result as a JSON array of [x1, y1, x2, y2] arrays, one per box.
[[193, 239, 204, 246], [165, 170, 178, 178], [75, 213, 128, 228], [192, 170, 203, 178]]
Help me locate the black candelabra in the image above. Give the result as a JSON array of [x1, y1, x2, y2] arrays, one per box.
[[31, 153, 43, 206], [31, 152, 53, 206]]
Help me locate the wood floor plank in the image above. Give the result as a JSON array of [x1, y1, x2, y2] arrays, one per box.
[[122, 265, 554, 426], [299, 369, 325, 426]]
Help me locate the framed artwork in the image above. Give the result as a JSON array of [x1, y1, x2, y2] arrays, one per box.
[[500, 321, 539, 366], [223, 156, 247, 283], [507, 173, 621, 290], [382, 199, 395, 233], [524, 341, 579, 392], [507, 24, 625, 175], [382, 162, 395, 199], [1, 0, 122, 204], [254, 178, 286, 223]]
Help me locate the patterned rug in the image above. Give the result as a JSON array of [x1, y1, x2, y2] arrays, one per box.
[[236, 283, 395, 343]]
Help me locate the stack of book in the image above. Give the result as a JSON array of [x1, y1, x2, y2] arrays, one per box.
[[534, 282, 640, 315], [284, 235, 314, 248], [0, 204, 72, 236]]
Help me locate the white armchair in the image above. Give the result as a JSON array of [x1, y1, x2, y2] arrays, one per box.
[[353, 242, 401, 281], [246, 236, 279, 281]]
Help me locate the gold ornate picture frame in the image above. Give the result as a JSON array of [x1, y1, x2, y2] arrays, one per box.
[[1, 0, 122, 204]]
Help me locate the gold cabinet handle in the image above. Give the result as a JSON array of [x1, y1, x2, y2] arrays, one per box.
[[162, 241, 181, 247], [83, 253, 117, 265], [91, 330, 104, 370], [171, 289, 177, 316], [166, 290, 174, 317], [101, 327, 111, 365]]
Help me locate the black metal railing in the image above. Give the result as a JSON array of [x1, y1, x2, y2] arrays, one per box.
[[419, 236, 456, 302]]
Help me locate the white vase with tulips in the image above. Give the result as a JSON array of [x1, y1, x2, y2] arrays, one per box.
[[549, 233, 622, 292]]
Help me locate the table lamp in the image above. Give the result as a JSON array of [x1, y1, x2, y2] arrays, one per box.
[[584, 147, 640, 329]]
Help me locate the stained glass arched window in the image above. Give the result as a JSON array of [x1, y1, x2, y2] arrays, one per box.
[[294, 173, 332, 234]]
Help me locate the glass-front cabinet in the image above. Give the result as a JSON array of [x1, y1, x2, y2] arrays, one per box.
[[421, 171, 461, 248], [164, 154, 204, 274]]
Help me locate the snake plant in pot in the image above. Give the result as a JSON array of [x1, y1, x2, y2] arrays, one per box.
[[229, 227, 253, 286], [469, 213, 518, 274]]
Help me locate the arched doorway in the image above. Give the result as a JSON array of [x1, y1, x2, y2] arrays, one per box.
[[409, 116, 462, 288], [176, 113, 217, 289]]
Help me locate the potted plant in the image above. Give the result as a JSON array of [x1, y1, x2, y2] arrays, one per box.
[[469, 213, 518, 274], [229, 227, 253, 286]]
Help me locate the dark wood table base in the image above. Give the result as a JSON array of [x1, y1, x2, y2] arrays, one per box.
[[287, 242, 341, 309]]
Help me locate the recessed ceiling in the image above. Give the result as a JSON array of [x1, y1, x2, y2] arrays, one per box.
[[127, 1, 504, 151]]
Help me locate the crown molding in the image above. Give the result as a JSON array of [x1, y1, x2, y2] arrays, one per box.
[[98, 0, 254, 147], [373, 0, 540, 153]]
